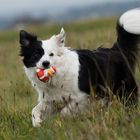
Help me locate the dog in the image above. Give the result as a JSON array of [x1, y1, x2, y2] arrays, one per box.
[[19, 8, 140, 127]]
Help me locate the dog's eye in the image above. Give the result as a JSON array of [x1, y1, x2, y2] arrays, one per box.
[[49, 53, 54, 56]]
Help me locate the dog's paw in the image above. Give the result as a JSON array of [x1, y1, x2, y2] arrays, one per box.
[[32, 107, 43, 127]]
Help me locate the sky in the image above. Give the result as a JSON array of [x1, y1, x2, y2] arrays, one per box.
[[0, 0, 137, 18]]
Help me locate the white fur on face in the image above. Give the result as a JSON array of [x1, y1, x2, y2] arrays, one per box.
[[36, 37, 59, 68], [36, 29, 66, 69]]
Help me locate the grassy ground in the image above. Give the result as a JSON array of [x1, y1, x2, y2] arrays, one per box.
[[0, 18, 140, 140]]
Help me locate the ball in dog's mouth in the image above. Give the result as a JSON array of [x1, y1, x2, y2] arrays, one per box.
[[36, 66, 56, 82]]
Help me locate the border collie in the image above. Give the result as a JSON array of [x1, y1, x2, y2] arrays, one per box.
[[19, 9, 140, 127]]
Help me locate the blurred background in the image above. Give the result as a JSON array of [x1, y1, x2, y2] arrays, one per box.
[[0, 0, 140, 30]]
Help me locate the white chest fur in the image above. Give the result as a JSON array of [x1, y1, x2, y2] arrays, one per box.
[[24, 50, 85, 103]]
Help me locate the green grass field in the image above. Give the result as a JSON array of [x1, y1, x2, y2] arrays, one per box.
[[1, 18, 140, 140]]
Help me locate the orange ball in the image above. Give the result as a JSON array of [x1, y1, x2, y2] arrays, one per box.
[[36, 66, 56, 83]]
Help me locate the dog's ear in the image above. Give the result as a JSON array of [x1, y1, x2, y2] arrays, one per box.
[[19, 30, 37, 46], [56, 27, 65, 47]]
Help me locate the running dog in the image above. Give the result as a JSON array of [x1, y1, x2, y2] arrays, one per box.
[[19, 8, 140, 127]]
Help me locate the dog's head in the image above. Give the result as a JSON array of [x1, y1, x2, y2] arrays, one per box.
[[19, 28, 66, 69]]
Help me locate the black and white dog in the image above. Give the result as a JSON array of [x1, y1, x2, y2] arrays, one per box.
[[19, 9, 140, 127]]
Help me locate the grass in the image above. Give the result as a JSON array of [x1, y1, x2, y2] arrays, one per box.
[[0, 18, 140, 140]]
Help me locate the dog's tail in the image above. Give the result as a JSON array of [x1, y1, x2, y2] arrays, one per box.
[[116, 8, 140, 68]]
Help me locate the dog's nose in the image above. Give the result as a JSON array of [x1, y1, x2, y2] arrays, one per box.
[[42, 61, 50, 68]]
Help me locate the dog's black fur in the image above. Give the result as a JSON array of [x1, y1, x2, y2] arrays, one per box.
[[20, 30, 44, 68], [77, 23, 139, 106]]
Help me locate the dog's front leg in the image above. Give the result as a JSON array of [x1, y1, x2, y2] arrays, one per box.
[[60, 97, 88, 117], [32, 101, 51, 127]]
